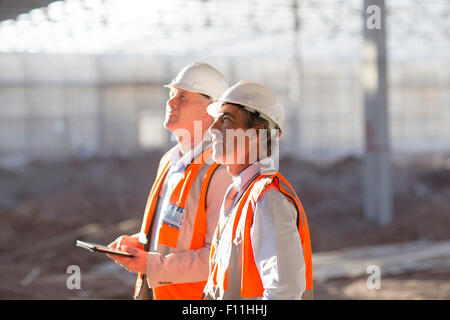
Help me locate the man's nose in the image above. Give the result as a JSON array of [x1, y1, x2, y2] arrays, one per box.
[[168, 96, 178, 109], [208, 119, 220, 135]]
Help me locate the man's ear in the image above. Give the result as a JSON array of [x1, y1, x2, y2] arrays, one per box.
[[200, 96, 213, 118]]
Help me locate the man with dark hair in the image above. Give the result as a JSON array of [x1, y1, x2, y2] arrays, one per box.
[[203, 80, 313, 300]]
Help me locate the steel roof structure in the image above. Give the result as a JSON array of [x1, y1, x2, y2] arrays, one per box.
[[0, 0, 448, 61]]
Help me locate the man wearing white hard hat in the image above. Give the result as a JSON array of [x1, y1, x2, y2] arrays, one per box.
[[106, 62, 232, 300], [203, 80, 313, 299]]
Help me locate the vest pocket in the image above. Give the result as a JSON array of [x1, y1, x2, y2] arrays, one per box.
[[158, 223, 180, 248], [158, 202, 185, 247]]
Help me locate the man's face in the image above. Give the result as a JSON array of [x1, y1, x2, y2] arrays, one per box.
[[209, 103, 257, 165], [164, 87, 211, 134]]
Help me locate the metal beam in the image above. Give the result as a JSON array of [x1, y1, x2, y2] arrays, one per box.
[[362, 0, 393, 225]]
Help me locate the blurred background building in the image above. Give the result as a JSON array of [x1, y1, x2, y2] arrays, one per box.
[[0, 0, 449, 299], [0, 0, 448, 166]]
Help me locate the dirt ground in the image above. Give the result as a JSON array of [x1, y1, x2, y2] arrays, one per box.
[[0, 150, 449, 299], [314, 269, 450, 300]]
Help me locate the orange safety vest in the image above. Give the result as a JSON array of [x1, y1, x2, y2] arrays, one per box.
[[134, 147, 219, 300], [207, 171, 313, 298]]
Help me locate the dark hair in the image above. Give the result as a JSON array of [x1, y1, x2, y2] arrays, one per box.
[[240, 107, 272, 157]]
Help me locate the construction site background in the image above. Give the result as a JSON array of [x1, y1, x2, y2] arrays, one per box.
[[0, 0, 449, 299], [1, 150, 449, 299]]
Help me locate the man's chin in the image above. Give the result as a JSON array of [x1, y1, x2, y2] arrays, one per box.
[[163, 118, 179, 131]]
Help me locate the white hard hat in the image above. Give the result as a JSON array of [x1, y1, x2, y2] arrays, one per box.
[[207, 80, 285, 135], [164, 62, 228, 101]]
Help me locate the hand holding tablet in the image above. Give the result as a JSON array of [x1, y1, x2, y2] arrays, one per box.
[[76, 240, 134, 257]]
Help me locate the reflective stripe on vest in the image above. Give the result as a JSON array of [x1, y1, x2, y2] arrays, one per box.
[[207, 171, 313, 298], [134, 147, 219, 300]]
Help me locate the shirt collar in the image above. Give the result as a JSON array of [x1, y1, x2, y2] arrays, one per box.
[[232, 157, 276, 192]]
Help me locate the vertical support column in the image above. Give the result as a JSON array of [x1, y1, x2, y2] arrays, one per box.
[[22, 55, 34, 163], [287, 0, 301, 158], [95, 55, 107, 156], [362, 0, 392, 225]]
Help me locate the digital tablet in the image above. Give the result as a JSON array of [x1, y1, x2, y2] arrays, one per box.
[[76, 240, 134, 257]]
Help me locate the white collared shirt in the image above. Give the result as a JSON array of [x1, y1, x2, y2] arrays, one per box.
[[208, 158, 306, 300], [149, 139, 210, 251], [217, 158, 275, 232], [140, 138, 233, 289]]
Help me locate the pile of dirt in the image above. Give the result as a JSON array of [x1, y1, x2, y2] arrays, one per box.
[[0, 152, 449, 299], [280, 156, 450, 252]]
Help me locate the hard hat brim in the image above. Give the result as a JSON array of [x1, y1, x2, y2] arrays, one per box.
[[206, 99, 250, 118], [207, 99, 283, 137], [164, 82, 215, 100], [206, 101, 223, 118]]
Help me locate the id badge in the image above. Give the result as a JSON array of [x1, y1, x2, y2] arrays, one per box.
[[162, 202, 185, 229]]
